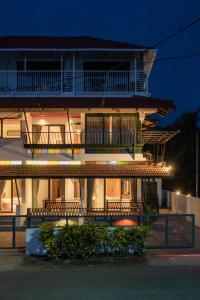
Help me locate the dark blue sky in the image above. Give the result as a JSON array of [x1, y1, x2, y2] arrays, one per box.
[[0, 0, 199, 124]]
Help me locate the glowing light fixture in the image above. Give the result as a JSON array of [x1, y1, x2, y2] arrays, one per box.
[[109, 161, 118, 164], [10, 160, 22, 165], [187, 193, 191, 197], [26, 160, 48, 165], [25, 160, 81, 166], [0, 160, 22, 165], [59, 161, 81, 165], [37, 119, 48, 126], [176, 190, 180, 195]]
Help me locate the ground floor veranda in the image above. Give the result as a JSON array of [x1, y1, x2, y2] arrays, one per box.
[[0, 163, 171, 216], [0, 177, 145, 215]]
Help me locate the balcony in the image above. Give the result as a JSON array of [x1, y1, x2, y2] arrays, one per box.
[[0, 70, 148, 97], [22, 131, 135, 148]]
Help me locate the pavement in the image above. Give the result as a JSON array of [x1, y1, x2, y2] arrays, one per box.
[[0, 253, 200, 299]]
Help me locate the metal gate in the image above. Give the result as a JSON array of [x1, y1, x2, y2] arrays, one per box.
[[0, 214, 195, 249]]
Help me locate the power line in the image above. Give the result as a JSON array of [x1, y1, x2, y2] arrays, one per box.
[[110, 17, 200, 71], [152, 17, 200, 48]]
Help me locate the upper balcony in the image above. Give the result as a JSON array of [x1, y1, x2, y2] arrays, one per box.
[[0, 69, 148, 97], [0, 36, 156, 98]]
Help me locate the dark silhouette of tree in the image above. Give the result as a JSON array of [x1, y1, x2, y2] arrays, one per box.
[[163, 110, 200, 195]]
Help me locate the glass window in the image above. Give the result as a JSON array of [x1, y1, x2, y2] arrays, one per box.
[[0, 180, 12, 212], [121, 179, 131, 201], [106, 179, 121, 202], [32, 179, 49, 208], [3, 119, 21, 138]]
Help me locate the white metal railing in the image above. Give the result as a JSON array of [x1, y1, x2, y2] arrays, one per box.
[[0, 70, 148, 96]]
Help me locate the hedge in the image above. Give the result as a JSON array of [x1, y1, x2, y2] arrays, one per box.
[[39, 223, 149, 260]]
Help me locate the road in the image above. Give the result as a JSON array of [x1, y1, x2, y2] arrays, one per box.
[[0, 257, 200, 300]]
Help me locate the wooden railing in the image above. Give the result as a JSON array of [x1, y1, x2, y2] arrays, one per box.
[[27, 200, 144, 216]]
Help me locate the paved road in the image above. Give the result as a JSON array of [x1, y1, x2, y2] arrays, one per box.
[[0, 259, 200, 300]]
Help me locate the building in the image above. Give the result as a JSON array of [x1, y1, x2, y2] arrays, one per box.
[[0, 36, 176, 217]]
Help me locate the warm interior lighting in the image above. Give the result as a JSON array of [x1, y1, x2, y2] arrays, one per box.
[[176, 190, 180, 195], [187, 194, 191, 197]]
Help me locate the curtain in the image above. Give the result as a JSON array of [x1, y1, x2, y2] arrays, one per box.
[[0, 180, 6, 198], [33, 179, 40, 208], [131, 178, 137, 203], [14, 179, 22, 205], [79, 179, 85, 208], [32, 125, 42, 144], [0, 180, 6, 211], [87, 178, 95, 210]]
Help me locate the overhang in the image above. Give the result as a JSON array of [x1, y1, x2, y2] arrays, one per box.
[[0, 164, 173, 179], [0, 36, 150, 51], [0, 96, 175, 115]]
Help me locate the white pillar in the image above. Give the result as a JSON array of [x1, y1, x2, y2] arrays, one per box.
[[137, 178, 142, 201]]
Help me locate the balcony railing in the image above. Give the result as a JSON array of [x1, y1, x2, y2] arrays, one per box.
[[0, 70, 148, 96], [22, 131, 135, 148], [28, 200, 144, 216]]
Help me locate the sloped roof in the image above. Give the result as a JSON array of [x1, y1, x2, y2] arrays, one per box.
[[0, 36, 149, 50], [0, 164, 173, 178], [0, 96, 175, 113]]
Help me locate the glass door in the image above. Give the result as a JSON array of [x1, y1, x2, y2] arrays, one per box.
[[50, 179, 65, 201], [32, 179, 49, 208]]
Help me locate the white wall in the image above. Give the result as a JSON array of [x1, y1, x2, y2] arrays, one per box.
[[166, 190, 200, 227]]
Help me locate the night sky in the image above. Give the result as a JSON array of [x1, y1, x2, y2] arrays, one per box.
[[0, 0, 199, 124]]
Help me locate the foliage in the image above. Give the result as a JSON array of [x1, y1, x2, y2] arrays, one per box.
[[163, 111, 200, 194], [143, 203, 159, 216], [39, 223, 149, 260]]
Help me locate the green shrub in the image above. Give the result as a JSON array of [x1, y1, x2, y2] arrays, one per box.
[[39, 222, 149, 260]]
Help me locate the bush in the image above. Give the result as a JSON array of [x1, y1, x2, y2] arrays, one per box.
[[39, 222, 149, 260]]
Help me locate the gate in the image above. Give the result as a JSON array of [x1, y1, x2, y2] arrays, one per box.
[[0, 214, 195, 249]]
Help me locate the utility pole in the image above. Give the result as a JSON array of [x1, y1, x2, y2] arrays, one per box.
[[196, 127, 199, 197], [196, 109, 200, 197]]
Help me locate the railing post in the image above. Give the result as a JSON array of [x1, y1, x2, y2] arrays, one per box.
[[61, 54, 63, 93], [165, 215, 169, 248], [134, 57, 137, 93], [12, 217, 16, 249], [72, 54, 75, 95], [192, 214, 195, 248]]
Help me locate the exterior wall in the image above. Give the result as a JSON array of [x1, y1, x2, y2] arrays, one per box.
[[165, 190, 200, 227]]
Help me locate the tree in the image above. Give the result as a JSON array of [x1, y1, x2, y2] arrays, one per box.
[[163, 111, 200, 195]]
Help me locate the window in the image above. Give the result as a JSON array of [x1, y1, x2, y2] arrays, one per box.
[[0, 119, 21, 138], [17, 61, 61, 71], [85, 114, 136, 146], [32, 125, 65, 144], [0, 179, 23, 212]]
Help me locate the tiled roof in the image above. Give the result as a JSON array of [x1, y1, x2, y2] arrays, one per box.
[[0, 164, 173, 178], [0, 36, 149, 50], [0, 96, 175, 112]]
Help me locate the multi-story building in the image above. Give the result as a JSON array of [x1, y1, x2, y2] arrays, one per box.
[[0, 36, 176, 217]]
